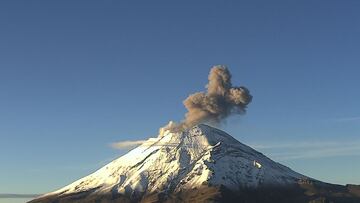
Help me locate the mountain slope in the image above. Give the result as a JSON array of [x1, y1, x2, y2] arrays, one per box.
[[30, 124, 360, 203]]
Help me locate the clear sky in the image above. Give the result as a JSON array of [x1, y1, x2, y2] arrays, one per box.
[[1, 0, 360, 196]]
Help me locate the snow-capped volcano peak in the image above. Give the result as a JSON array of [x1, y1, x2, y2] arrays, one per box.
[[39, 124, 306, 200]]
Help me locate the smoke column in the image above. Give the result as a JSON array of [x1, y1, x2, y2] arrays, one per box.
[[168, 65, 252, 132], [112, 65, 252, 148]]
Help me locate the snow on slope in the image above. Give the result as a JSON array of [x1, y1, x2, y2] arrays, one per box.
[[42, 123, 307, 198]]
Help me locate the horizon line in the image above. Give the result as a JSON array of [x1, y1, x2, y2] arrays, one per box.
[[0, 193, 41, 198]]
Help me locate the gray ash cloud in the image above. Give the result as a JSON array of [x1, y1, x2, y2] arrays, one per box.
[[168, 65, 252, 131]]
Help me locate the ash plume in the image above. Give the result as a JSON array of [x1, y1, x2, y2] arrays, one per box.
[[168, 65, 252, 131]]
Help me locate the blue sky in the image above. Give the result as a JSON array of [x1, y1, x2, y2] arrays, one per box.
[[1, 0, 360, 195]]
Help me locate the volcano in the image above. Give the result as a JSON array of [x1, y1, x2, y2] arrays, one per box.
[[30, 124, 360, 203]]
